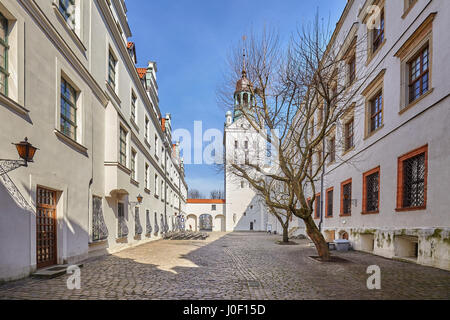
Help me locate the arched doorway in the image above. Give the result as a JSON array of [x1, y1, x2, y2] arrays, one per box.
[[214, 215, 225, 232], [186, 214, 198, 231], [199, 214, 213, 231]]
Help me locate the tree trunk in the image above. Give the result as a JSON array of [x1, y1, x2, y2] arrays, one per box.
[[282, 226, 289, 243], [304, 215, 330, 261]]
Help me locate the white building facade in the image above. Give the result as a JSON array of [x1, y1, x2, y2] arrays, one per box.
[[0, 0, 188, 281], [307, 0, 450, 270], [185, 199, 226, 232]]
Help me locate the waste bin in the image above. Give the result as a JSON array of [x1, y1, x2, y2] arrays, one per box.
[[334, 239, 350, 252]]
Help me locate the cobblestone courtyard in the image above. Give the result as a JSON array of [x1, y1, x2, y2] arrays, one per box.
[[0, 232, 449, 300]]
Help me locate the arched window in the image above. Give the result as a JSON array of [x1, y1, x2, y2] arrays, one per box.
[[243, 93, 249, 106]]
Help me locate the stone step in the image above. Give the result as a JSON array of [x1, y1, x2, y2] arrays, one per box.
[[32, 264, 83, 279]]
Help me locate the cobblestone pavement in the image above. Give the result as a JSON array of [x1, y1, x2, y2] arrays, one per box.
[[0, 232, 449, 300]]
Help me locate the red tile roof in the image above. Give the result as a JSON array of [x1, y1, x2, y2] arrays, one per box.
[[136, 68, 146, 79], [187, 199, 226, 204]]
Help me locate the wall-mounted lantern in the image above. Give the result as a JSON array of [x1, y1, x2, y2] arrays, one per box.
[[1, 137, 38, 175], [130, 194, 143, 207]]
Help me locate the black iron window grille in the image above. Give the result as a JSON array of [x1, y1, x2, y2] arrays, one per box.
[[327, 190, 333, 217], [117, 203, 128, 238], [366, 172, 379, 212], [343, 182, 352, 215], [403, 153, 425, 208], [92, 196, 108, 242], [146, 210, 152, 236], [135, 207, 143, 235]]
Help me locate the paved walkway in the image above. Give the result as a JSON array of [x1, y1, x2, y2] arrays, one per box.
[[0, 232, 449, 300]]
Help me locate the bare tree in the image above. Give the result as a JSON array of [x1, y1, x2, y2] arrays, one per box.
[[210, 189, 224, 199], [220, 17, 369, 259], [188, 189, 203, 199]]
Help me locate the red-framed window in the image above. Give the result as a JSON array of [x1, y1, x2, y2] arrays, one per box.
[[396, 145, 428, 211], [326, 187, 334, 218], [362, 167, 380, 214], [340, 178, 352, 216]]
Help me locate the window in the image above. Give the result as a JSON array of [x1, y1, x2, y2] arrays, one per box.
[[119, 126, 127, 166], [408, 46, 429, 104], [131, 149, 137, 180], [60, 78, 78, 140], [244, 141, 248, 149], [155, 135, 158, 157], [108, 50, 117, 89], [131, 92, 137, 122], [161, 180, 164, 201], [155, 175, 159, 196], [369, 91, 383, 133], [314, 194, 321, 219], [344, 118, 354, 151], [234, 140, 238, 149], [58, 0, 76, 29], [92, 196, 108, 242], [403, 0, 418, 17], [328, 136, 336, 163], [326, 188, 334, 218], [0, 13, 8, 96], [340, 179, 352, 216], [212, 204, 216, 211], [145, 163, 149, 190], [372, 9, 385, 53], [348, 52, 356, 85], [397, 145, 428, 211], [117, 203, 127, 238], [145, 116, 149, 140], [363, 167, 380, 214]]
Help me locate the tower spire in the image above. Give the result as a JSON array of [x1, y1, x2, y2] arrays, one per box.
[[242, 35, 247, 77]]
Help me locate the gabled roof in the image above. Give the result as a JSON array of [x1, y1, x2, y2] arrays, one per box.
[[136, 68, 147, 79]]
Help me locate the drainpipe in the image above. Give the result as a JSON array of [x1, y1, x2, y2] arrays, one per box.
[[319, 106, 326, 233]]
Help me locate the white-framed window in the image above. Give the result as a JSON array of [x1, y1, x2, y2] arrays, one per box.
[[0, 12, 8, 96], [60, 77, 78, 140], [131, 149, 137, 180], [155, 174, 159, 196], [131, 91, 137, 122], [145, 163, 149, 190], [58, 0, 76, 30], [119, 126, 127, 167], [155, 135, 159, 157], [145, 116, 149, 141], [108, 49, 117, 89]]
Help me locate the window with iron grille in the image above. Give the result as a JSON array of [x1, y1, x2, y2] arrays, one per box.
[[345, 119, 354, 151], [119, 126, 127, 166], [326, 189, 333, 217], [108, 50, 117, 89], [0, 13, 8, 96], [408, 46, 429, 104], [60, 78, 78, 140], [59, 0, 76, 29], [402, 153, 426, 208], [369, 91, 383, 133], [328, 136, 336, 163], [364, 171, 380, 213], [342, 181, 352, 215], [92, 196, 108, 242], [117, 203, 128, 238], [315, 194, 321, 219], [131, 149, 137, 180], [372, 9, 385, 53], [135, 207, 142, 235]]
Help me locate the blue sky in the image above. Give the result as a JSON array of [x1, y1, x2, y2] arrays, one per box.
[[126, 0, 347, 197]]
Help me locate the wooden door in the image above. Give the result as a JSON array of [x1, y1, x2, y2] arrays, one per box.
[[36, 187, 57, 269]]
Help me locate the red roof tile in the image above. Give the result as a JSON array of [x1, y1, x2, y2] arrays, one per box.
[[136, 68, 146, 79]]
